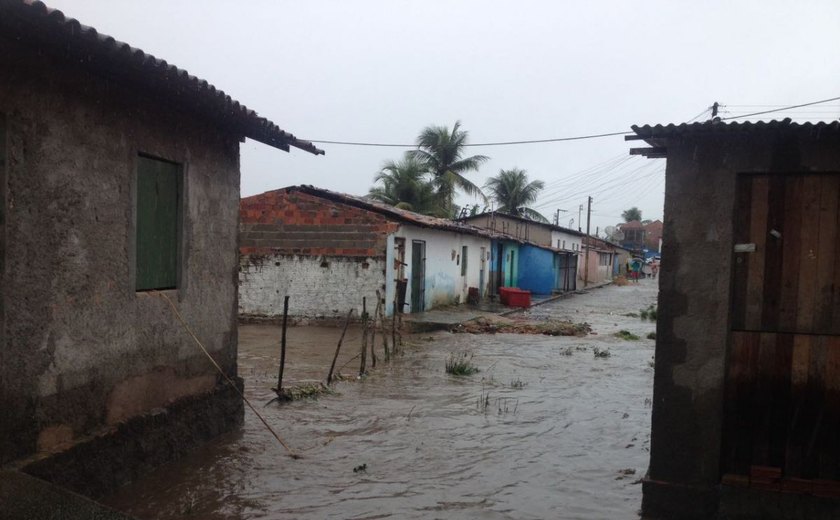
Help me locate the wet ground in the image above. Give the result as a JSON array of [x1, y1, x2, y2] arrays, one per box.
[[104, 279, 658, 519]]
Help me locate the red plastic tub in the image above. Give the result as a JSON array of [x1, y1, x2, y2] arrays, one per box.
[[499, 287, 530, 308], [507, 288, 531, 308]]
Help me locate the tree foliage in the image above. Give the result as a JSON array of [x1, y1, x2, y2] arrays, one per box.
[[622, 206, 643, 222], [484, 168, 548, 223], [406, 121, 488, 215], [368, 156, 438, 215]]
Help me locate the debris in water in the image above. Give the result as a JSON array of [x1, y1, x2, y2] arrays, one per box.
[[453, 315, 591, 336], [353, 463, 367, 473], [593, 347, 611, 358]]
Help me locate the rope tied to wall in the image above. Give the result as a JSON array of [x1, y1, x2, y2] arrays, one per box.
[[152, 291, 300, 459]]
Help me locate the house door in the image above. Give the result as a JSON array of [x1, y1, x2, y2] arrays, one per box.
[[394, 238, 407, 313], [410, 240, 426, 313], [495, 243, 504, 294], [722, 172, 840, 486], [507, 249, 516, 287], [479, 247, 486, 298]]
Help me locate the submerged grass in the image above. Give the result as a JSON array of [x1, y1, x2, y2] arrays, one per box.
[[276, 382, 335, 402], [615, 330, 641, 341], [640, 304, 658, 321], [593, 347, 612, 358], [446, 351, 480, 376]]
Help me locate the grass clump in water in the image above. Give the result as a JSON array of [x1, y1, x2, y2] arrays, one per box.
[[615, 330, 641, 341], [510, 378, 526, 389], [594, 347, 611, 358], [639, 304, 658, 321], [647, 332, 656, 340], [446, 351, 480, 376], [278, 382, 335, 401]]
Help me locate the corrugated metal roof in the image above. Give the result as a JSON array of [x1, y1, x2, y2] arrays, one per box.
[[0, 0, 324, 155], [630, 118, 840, 145]]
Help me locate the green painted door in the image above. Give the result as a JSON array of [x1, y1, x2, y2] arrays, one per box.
[[136, 155, 181, 291]]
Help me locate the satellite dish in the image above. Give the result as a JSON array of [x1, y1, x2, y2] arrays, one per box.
[[605, 226, 625, 241]]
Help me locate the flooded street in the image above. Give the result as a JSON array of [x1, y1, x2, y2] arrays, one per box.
[[104, 280, 658, 519]]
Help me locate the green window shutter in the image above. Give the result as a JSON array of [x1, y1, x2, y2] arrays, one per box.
[[461, 246, 468, 276], [136, 155, 181, 291]]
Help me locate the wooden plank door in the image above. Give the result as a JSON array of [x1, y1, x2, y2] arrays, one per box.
[[723, 172, 840, 488]]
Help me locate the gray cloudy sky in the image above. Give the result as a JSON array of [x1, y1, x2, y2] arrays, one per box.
[[49, 0, 840, 232]]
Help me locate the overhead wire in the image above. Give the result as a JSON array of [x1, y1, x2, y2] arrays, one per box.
[[307, 130, 632, 148], [720, 95, 840, 120]]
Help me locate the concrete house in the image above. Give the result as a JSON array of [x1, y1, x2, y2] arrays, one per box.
[[0, 0, 321, 497], [629, 119, 840, 519], [462, 211, 583, 293], [239, 186, 493, 320]]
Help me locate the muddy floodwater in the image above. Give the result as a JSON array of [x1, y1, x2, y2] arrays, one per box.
[[104, 280, 658, 519]]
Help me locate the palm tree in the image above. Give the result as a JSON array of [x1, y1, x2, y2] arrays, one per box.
[[485, 168, 548, 223], [368, 156, 439, 215], [406, 121, 488, 217]]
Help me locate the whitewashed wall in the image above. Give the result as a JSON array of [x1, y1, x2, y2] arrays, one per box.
[[550, 229, 582, 253], [239, 254, 386, 320], [384, 225, 491, 315]]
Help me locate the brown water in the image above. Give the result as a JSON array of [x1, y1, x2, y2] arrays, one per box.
[[104, 280, 658, 519]]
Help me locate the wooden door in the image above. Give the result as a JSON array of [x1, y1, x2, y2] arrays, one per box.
[[410, 240, 426, 313], [723, 172, 840, 487]]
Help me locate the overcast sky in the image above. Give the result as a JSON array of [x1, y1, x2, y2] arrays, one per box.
[[48, 0, 840, 233]]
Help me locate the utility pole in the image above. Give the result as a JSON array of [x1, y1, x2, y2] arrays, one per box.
[[553, 208, 567, 226], [583, 196, 592, 288], [578, 204, 583, 232], [711, 101, 720, 118]]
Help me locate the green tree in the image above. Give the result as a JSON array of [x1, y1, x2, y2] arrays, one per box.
[[622, 206, 643, 222], [485, 168, 548, 223], [407, 121, 488, 216], [368, 156, 438, 215]]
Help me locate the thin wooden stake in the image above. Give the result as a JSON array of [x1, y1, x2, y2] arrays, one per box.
[[274, 295, 290, 395], [327, 308, 354, 385], [379, 291, 390, 361], [359, 297, 368, 376], [370, 298, 380, 368], [392, 299, 398, 355]]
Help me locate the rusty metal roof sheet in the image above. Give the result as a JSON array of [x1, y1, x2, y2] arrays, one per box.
[[629, 118, 840, 145], [0, 0, 324, 155]]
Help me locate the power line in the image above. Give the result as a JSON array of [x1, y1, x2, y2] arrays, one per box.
[[721, 95, 840, 120], [305, 130, 632, 148]]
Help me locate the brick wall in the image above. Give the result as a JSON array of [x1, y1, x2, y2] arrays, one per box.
[[239, 254, 386, 320], [240, 189, 399, 257]]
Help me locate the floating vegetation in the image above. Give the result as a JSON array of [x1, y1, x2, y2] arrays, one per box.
[[510, 378, 526, 389], [593, 347, 611, 358], [640, 304, 658, 321], [623, 312, 639, 318], [445, 351, 480, 376], [647, 332, 656, 340], [353, 463, 367, 473], [560, 346, 574, 356], [274, 382, 335, 402], [615, 330, 640, 341]]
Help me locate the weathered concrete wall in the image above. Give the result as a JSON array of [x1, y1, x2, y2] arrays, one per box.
[[550, 229, 582, 254], [0, 37, 241, 465], [239, 254, 386, 320], [463, 213, 552, 246], [385, 225, 490, 314], [643, 131, 840, 519]]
